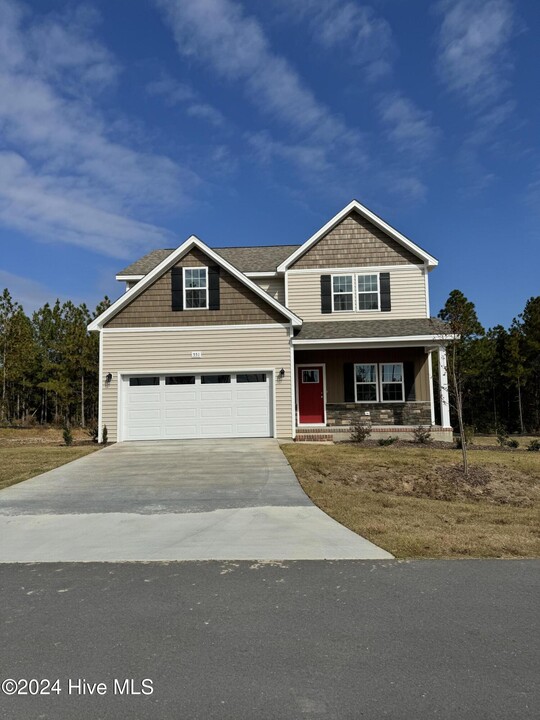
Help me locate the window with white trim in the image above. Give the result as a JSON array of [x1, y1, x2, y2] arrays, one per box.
[[357, 274, 379, 310], [354, 364, 378, 402], [380, 363, 404, 401], [332, 275, 354, 312], [183, 267, 208, 309]]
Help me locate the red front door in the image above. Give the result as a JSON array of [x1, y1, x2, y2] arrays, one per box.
[[297, 366, 325, 424]]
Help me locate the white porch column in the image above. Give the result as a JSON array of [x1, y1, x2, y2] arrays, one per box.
[[438, 345, 451, 428], [427, 351, 436, 426]]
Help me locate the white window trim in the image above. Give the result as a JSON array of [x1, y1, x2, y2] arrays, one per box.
[[353, 362, 407, 403], [331, 274, 355, 313], [330, 273, 381, 314], [357, 273, 380, 312], [379, 362, 405, 403], [183, 266, 209, 310], [354, 363, 379, 403]]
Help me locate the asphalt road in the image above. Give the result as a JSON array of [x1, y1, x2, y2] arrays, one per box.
[[1, 560, 538, 720]]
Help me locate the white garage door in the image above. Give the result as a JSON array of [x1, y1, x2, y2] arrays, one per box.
[[122, 372, 272, 441]]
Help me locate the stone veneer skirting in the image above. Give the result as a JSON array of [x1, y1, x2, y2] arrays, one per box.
[[326, 402, 432, 426]]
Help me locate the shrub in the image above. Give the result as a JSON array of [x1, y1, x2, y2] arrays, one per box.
[[350, 415, 371, 443], [62, 423, 73, 446], [87, 425, 99, 443], [378, 436, 397, 446], [102, 425, 108, 444], [413, 425, 432, 444], [527, 439, 540, 452], [463, 425, 475, 445], [506, 438, 519, 449], [496, 428, 509, 447]]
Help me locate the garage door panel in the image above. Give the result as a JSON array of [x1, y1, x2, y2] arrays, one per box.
[[200, 407, 233, 418], [123, 372, 271, 440], [236, 406, 269, 418], [164, 406, 198, 419], [127, 408, 162, 421]]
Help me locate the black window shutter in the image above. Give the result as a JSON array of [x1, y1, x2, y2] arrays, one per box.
[[208, 266, 220, 310], [343, 362, 355, 402], [403, 361, 416, 401], [321, 275, 332, 314], [380, 272, 391, 312], [171, 267, 183, 311]]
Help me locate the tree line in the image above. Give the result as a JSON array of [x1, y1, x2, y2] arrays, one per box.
[[438, 292, 540, 434], [0, 286, 539, 434], [0, 289, 110, 428]]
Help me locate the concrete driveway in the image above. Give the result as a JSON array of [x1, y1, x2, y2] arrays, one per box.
[[0, 440, 392, 562]]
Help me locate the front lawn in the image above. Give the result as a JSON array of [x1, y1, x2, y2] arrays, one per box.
[[0, 427, 100, 491], [282, 443, 540, 559]]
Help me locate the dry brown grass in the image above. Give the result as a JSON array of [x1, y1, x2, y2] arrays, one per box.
[[0, 427, 100, 490], [282, 443, 540, 559], [0, 426, 91, 446]]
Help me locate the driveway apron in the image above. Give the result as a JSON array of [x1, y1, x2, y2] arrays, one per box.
[[0, 439, 392, 561]]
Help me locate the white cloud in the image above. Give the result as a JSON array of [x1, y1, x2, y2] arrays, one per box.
[[155, 0, 364, 153], [146, 72, 225, 126], [436, 0, 516, 108], [379, 94, 440, 157], [0, 0, 198, 257], [277, 0, 395, 80], [0, 152, 175, 258]]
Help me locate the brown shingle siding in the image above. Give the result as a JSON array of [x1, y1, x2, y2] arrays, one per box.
[[106, 249, 287, 328], [291, 212, 421, 268]]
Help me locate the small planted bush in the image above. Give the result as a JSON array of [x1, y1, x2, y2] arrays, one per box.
[[102, 425, 108, 444], [378, 436, 398, 446], [62, 423, 73, 446], [87, 425, 99, 443], [413, 425, 432, 444], [351, 415, 371, 444], [527, 439, 540, 452], [496, 428, 509, 447], [506, 438, 519, 449]]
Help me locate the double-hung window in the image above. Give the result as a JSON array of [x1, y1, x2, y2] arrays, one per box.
[[380, 363, 404, 401], [353, 362, 405, 402], [357, 274, 379, 310], [332, 275, 354, 312], [183, 267, 208, 309], [355, 364, 378, 402], [331, 273, 380, 312]]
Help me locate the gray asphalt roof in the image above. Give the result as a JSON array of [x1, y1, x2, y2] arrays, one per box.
[[118, 245, 301, 276], [294, 318, 451, 340]]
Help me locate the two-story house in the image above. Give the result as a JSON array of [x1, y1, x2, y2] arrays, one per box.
[[89, 200, 454, 443]]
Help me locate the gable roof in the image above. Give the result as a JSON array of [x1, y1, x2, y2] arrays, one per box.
[[117, 244, 301, 279], [277, 200, 438, 272], [90, 236, 303, 331]]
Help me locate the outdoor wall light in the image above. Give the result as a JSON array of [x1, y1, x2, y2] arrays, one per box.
[[105, 373, 112, 385], [279, 368, 285, 378]]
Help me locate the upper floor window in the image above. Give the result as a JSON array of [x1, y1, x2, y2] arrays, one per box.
[[357, 274, 379, 310], [183, 267, 208, 309], [331, 273, 381, 312], [332, 275, 354, 312]]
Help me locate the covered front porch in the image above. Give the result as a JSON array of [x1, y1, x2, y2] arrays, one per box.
[[292, 319, 453, 443]]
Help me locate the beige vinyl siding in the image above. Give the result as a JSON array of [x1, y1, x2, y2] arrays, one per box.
[[101, 325, 293, 441], [287, 266, 427, 322], [253, 277, 285, 304]]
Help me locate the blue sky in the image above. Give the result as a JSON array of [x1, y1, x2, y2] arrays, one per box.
[[0, 0, 538, 328]]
